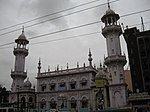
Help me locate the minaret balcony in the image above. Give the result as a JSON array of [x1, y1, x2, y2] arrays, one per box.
[[102, 25, 122, 37], [11, 71, 27, 79], [13, 48, 28, 56], [104, 55, 126, 66]]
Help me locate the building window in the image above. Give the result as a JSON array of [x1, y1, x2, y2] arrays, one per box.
[[49, 83, 56, 91], [50, 99, 57, 109], [41, 85, 46, 92], [70, 84, 76, 89], [59, 83, 66, 91], [40, 99, 46, 109], [80, 78, 87, 87], [70, 81, 76, 89], [120, 74, 123, 77], [70, 100, 76, 108], [81, 97, 88, 108]]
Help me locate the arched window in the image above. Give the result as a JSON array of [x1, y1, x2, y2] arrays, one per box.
[[28, 97, 34, 108], [80, 78, 87, 87], [40, 99, 46, 109], [81, 97, 88, 108], [70, 97, 76, 109], [50, 98, 57, 109], [29, 97, 33, 102], [21, 97, 26, 108], [70, 79, 76, 89]]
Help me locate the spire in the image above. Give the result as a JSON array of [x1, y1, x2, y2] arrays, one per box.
[[141, 16, 145, 31], [100, 61, 102, 69], [107, 0, 110, 9], [38, 58, 41, 73], [22, 26, 24, 34], [88, 48, 93, 66]]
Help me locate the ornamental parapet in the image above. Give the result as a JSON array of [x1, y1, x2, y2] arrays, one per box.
[[11, 71, 27, 78], [104, 55, 126, 66], [13, 48, 28, 56], [37, 66, 97, 78], [102, 25, 122, 37]]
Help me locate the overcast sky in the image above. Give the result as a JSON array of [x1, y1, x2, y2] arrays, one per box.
[[0, 0, 150, 90]]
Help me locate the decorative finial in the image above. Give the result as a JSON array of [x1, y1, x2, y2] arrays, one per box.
[[22, 26, 24, 33], [57, 64, 59, 71], [83, 63, 86, 68], [88, 48, 93, 66], [103, 62, 105, 68], [107, 0, 110, 9], [100, 61, 102, 69], [48, 66, 50, 72], [38, 58, 41, 66], [77, 62, 79, 68], [38, 58, 41, 73], [67, 63, 69, 69]]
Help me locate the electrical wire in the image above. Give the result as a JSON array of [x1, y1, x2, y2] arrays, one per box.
[[0, 20, 150, 50], [120, 8, 150, 17], [31, 31, 100, 45], [0, 8, 150, 48], [0, 0, 104, 31], [0, 0, 119, 37], [0, 20, 100, 47], [0, 31, 100, 49]]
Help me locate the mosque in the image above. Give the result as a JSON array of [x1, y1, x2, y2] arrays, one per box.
[[9, 2, 129, 112]]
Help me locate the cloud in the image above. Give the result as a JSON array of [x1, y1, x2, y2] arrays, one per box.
[[19, 0, 73, 30]]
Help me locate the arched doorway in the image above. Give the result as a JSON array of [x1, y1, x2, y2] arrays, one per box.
[[21, 97, 26, 112]]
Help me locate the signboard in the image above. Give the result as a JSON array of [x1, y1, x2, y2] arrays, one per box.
[[95, 79, 105, 88]]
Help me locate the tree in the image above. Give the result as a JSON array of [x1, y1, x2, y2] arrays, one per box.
[[0, 86, 9, 107]]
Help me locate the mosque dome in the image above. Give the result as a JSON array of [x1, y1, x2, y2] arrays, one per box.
[[23, 78, 32, 89], [105, 8, 115, 15], [95, 69, 104, 80], [18, 33, 27, 40]]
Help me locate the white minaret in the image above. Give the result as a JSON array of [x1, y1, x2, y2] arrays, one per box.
[[101, 2, 127, 108], [11, 27, 29, 92]]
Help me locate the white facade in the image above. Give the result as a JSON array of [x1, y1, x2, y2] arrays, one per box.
[[101, 6, 127, 108], [36, 54, 98, 112]]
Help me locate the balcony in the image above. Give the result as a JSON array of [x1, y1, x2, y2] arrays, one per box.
[[13, 48, 28, 56], [104, 55, 126, 66], [102, 25, 122, 37], [11, 71, 27, 79]]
